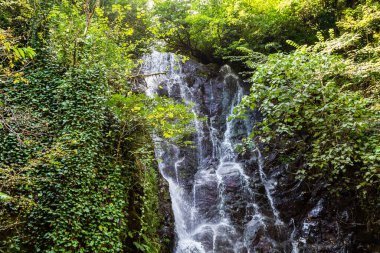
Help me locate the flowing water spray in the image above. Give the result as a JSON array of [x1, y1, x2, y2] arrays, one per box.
[[142, 51, 296, 253], [256, 149, 283, 226]]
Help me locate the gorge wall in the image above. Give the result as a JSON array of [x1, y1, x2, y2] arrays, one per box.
[[141, 52, 376, 253]]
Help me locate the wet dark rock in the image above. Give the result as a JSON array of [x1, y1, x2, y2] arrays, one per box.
[[194, 173, 219, 222], [214, 225, 237, 253], [192, 226, 214, 251], [142, 52, 379, 253], [158, 171, 175, 253]]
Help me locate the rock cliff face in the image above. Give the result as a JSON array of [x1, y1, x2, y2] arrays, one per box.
[[157, 173, 176, 253], [142, 51, 378, 253]]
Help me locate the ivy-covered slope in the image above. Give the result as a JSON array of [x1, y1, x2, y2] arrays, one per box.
[[0, 1, 192, 252]]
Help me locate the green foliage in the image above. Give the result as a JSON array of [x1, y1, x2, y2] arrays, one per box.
[[152, 0, 357, 62], [1, 0, 191, 252], [105, 91, 195, 252], [46, 0, 137, 80], [132, 149, 161, 253], [236, 27, 379, 212], [108, 93, 195, 142], [0, 0, 33, 37], [0, 28, 35, 81], [326, 1, 380, 97], [25, 67, 126, 253]]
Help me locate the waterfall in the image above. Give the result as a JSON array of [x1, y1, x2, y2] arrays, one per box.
[[256, 148, 283, 226], [142, 51, 295, 253]]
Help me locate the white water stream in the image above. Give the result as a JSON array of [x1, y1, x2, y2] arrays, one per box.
[[142, 51, 297, 253]]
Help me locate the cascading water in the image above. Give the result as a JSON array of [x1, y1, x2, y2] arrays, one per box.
[[141, 51, 299, 253]]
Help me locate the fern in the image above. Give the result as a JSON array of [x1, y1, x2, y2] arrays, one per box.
[[286, 40, 300, 49], [328, 29, 335, 40], [316, 31, 325, 43]]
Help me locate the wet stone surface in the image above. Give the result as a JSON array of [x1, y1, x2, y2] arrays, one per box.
[[142, 51, 376, 253]]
